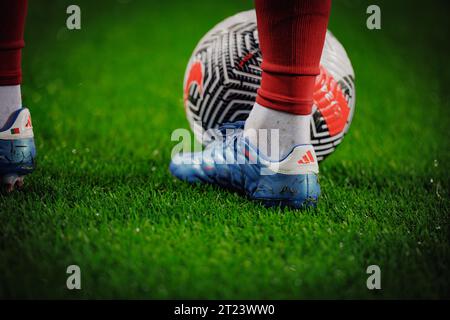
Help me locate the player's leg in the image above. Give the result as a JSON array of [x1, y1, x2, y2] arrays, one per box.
[[245, 0, 331, 159], [170, 0, 331, 208], [0, 0, 36, 192]]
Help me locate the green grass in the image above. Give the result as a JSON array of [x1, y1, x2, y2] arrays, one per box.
[[0, 0, 449, 299]]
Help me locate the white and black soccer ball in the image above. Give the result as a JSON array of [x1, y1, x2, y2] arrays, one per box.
[[183, 10, 355, 162]]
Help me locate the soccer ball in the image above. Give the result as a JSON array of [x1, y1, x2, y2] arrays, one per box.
[[183, 10, 355, 162]]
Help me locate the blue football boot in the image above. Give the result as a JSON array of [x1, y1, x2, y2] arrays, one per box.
[[169, 122, 320, 209], [0, 108, 36, 192]]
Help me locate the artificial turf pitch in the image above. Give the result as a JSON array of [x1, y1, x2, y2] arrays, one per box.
[[0, 0, 449, 299]]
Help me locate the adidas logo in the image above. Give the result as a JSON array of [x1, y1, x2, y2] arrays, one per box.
[[297, 150, 315, 165]]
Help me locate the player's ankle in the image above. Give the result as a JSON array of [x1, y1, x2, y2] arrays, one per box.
[[0, 85, 22, 129], [244, 102, 311, 161]]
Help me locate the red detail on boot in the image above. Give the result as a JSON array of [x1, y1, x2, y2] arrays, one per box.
[[297, 150, 315, 165], [25, 115, 32, 128]]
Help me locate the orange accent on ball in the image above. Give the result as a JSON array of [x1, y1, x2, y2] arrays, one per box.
[[184, 61, 204, 106], [314, 66, 350, 136]]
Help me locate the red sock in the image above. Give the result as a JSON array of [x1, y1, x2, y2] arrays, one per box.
[[0, 0, 28, 86], [255, 0, 331, 115]]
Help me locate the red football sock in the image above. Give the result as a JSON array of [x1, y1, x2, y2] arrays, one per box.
[[0, 0, 28, 86], [254, 0, 331, 115]]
